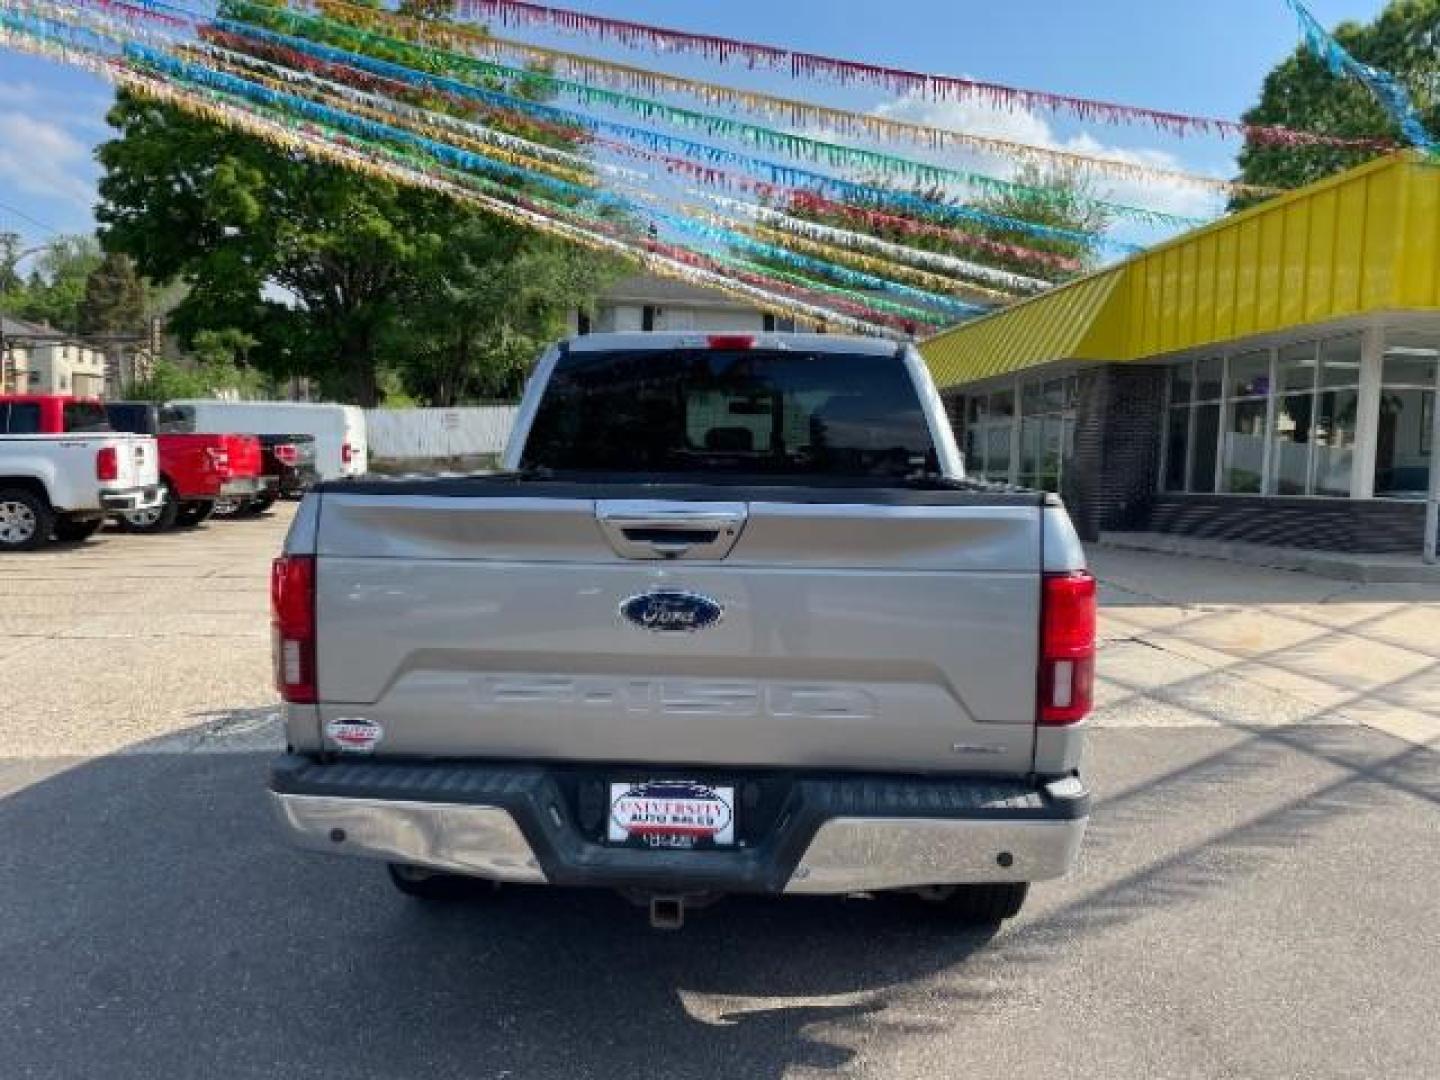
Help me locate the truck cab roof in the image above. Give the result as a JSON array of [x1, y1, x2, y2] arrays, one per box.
[[563, 332, 907, 356]]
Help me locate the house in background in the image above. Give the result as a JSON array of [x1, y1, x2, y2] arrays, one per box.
[[0, 316, 34, 394], [0, 315, 107, 395], [570, 274, 802, 336]]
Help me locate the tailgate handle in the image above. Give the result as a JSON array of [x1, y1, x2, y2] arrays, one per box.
[[621, 527, 721, 546], [596, 501, 748, 560]]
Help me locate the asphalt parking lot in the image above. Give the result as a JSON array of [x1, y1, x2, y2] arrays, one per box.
[[2, 506, 1438, 1079]]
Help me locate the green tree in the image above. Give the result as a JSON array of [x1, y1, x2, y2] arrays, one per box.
[[0, 232, 24, 295], [95, 0, 620, 406], [960, 166, 1111, 280], [390, 215, 620, 404], [0, 235, 103, 330], [122, 357, 208, 401], [122, 333, 268, 401], [1233, 1, 1439, 208], [79, 252, 147, 335], [97, 93, 447, 406]]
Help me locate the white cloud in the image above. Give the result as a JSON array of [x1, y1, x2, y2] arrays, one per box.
[[870, 94, 1227, 233], [0, 81, 42, 106], [0, 110, 97, 210]]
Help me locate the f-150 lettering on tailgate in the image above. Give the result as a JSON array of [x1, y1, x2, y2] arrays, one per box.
[[473, 675, 877, 721]]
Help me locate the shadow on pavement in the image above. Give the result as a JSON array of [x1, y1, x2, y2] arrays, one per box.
[[0, 740, 1000, 1080], [7, 709, 1439, 1079]]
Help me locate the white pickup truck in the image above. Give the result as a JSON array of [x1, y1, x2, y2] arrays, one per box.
[[268, 333, 1094, 927], [0, 434, 161, 550]]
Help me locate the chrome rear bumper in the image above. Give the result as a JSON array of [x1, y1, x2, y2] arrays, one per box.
[[270, 767, 1088, 894], [101, 485, 162, 512], [219, 477, 260, 498], [785, 816, 1085, 893], [272, 794, 547, 883]]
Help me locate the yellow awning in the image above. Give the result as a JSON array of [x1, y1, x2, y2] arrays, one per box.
[[921, 152, 1440, 388]]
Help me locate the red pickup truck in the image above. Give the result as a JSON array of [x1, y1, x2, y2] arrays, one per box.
[[0, 395, 264, 532], [104, 401, 265, 531]]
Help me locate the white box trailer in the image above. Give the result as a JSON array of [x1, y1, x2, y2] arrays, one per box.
[[168, 401, 368, 480]]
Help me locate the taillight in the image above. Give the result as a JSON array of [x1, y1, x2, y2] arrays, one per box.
[[340, 442, 353, 465], [271, 555, 316, 703], [96, 446, 119, 481], [274, 443, 298, 466], [1039, 571, 1097, 726]]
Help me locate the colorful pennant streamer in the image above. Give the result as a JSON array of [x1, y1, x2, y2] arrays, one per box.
[[6, 0, 1016, 331], [1283, 0, 1433, 151], [132, 0, 1197, 232], [205, 21, 1085, 278], [194, 33, 1009, 308], [124, 38, 990, 316], [698, 192, 1048, 294], [240, 0, 1201, 226], [454, 0, 1394, 149], [42, 0, 1137, 267], [207, 17, 1139, 252], [295, 0, 1273, 199], [0, 13, 920, 336]]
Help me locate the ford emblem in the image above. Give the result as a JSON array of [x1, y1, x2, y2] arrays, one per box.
[[620, 590, 724, 633]]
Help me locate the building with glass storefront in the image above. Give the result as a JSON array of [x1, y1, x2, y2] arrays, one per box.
[[921, 152, 1440, 556]]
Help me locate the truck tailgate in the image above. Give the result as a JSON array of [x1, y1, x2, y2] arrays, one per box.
[[106, 435, 158, 491], [309, 489, 1044, 774]]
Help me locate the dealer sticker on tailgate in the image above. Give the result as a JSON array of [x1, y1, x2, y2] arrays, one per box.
[[608, 781, 736, 849]]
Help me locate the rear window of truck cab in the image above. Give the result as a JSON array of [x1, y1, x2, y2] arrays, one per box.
[[63, 400, 111, 433], [3, 403, 42, 433], [522, 348, 939, 479]]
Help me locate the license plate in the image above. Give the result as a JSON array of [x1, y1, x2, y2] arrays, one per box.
[[607, 781, 736, 849]]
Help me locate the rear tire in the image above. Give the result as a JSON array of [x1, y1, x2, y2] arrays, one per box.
[[934, 883, 1029, 924], [386, 863, 494, 901], [0, 489, 54, 551], [117, 482, 178, 533], [174, 501, 215, 528], [53, 517, 105, 543], [247, 489, 280, 515]]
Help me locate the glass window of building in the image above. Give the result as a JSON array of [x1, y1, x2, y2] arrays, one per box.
[[1164, 362, 1194, 492], [985, 423, 1011, 480], [1315, 337, 1362, 496], [1017, 373, 1071, 492], [962, 397, 984, 474], [960, 388, 1016, 482], [1375, 330, 1438, 499], [1270, 342, 1319, 495], [1320, 335, 1362, 389], [1192, 401, 1221, 492], [1314, 390, 1359, 496], [1196, 357, 1224, 401], [1222, 351, 1271, 494], [1229, 350, 1271, 398]]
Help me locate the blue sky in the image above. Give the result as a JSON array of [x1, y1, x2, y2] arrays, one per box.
[[0, 0, 1391, 257]]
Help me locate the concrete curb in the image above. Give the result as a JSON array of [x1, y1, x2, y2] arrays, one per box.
[[1097, 532, 1440, 585]]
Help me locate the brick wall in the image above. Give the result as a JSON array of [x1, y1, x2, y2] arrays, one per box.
[[1144, 495, 1427, 554], [1063, 365, 1167, 541]]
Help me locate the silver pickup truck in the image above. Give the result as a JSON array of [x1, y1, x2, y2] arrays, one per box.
[[269, 333, 1094, 927]]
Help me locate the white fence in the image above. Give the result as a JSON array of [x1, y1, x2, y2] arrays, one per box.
[[364, 406, 518, 461]]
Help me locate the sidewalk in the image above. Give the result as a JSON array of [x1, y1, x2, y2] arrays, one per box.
[[1088, 545, 1440, 750]]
